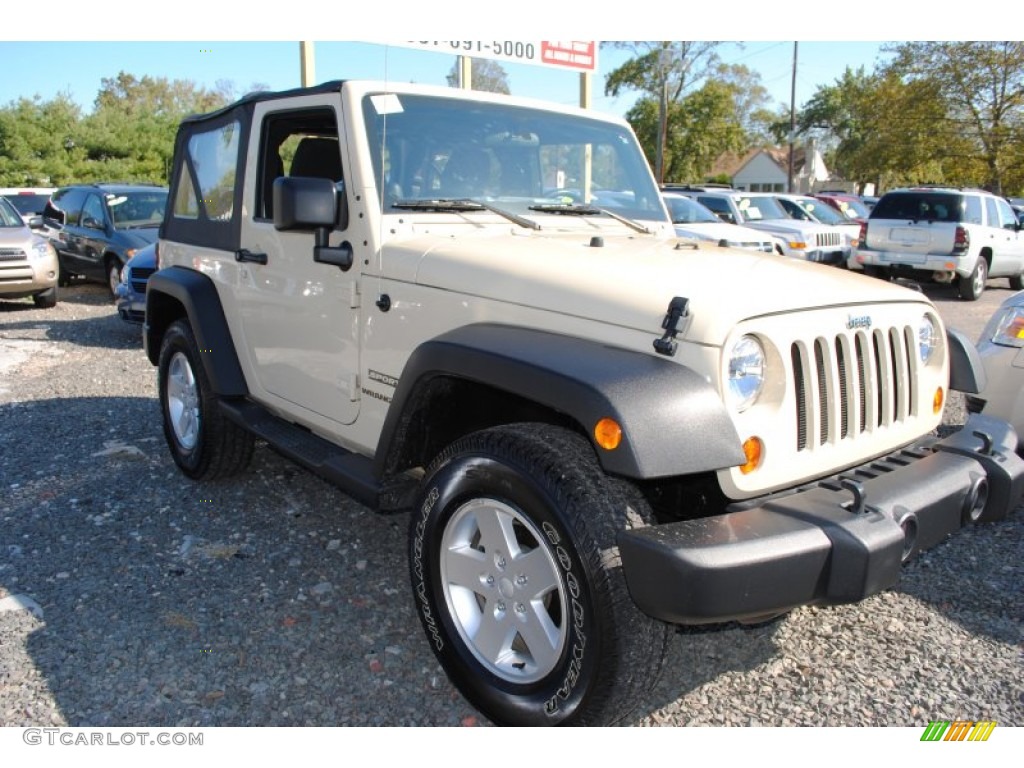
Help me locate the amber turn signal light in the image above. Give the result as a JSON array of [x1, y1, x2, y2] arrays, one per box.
[[740, 437, 764, 474], [933, 387, 944, 414], [594, 418, 623, 450]]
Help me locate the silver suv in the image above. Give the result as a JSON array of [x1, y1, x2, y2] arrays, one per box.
[[852, 186, 1024, 300], [0, 195, 58, 308]]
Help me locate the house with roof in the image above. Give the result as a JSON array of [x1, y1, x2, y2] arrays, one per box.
[[711, 141, 850, 194]]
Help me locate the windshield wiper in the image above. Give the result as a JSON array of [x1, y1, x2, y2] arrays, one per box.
[[528, 203, 653, 235], [392, 198, 540, 231]]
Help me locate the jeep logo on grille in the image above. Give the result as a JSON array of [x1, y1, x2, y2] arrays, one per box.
[[847, 315, 872, 330]]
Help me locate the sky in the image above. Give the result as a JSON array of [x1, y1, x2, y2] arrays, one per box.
[[5, 0, 992, 122], [0, 39, 889, 119]]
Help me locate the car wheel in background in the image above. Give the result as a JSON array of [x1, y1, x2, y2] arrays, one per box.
[[959, 259, 988, 301], [32, 287, 57, 308]]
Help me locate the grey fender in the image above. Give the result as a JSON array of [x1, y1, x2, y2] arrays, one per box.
[[946, 327, 987, 395], [376, 323, 745, 480], [144, 266, 248, 397]]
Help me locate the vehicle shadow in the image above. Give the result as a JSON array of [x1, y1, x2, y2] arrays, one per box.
[[0, 309, 141, 350]]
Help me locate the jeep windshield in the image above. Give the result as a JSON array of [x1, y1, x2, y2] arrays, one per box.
[[363, 92, 667, 225]]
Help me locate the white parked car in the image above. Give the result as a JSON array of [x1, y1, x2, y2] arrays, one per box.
[[677, 189, 850, 264], [0, 187, 55, 226], [775, 193, 861, 255], [661, 192, 773, 253]]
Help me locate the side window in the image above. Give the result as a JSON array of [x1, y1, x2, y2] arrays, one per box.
[[255, 108, 342, 220], [47, 187, 87, 227], [172, 120, 241, 223], [984, 196, 1000, 228], [964, 195, 983, 224], [995, 198, 1018, 230], [81, 194, 106, 229]]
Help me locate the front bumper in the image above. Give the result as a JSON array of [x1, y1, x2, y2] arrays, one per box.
[[620, 414, 1024, 625]]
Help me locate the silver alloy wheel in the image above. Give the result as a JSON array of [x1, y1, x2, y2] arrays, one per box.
[[973, 259, 988, 297], [108, 261, 122, 295], [440, 497, 568, 684], [166, 351, 200, 451]]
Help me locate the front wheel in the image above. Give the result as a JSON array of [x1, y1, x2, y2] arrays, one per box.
[[157, 318, 255, 480], [409, 424, 670, 726], [107, 259, 123, 297], [1009, 267, 1024, 291], [33, 287, 57, 308]]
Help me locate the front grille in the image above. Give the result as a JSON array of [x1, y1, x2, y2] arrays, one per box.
[[792, 325, 916, 451], [128, 267, 154, 295], [0, 248, 27, 262], [815, 231, 841, 248]]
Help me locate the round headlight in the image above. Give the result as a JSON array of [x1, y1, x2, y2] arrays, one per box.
[[919, 314, 939, 363], [727, 335, 765, 412]]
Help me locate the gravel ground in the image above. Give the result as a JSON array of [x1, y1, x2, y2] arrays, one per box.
[[1, 277, 1021, 728]]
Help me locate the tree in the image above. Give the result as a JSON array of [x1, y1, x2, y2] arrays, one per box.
[[885, 41, 1024, 194], [712, 62, 776, 147], [627, 80, 745, 183], [0, 93, 81, 186], [603, 41, 723, 182], [445, 58, 511, 94]]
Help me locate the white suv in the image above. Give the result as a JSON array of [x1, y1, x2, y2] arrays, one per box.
[[677, 189, 850, 265], [851, 186, 1024, 300]]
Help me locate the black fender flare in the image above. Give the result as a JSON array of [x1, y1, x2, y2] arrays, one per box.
[[144, 266, 248, 397], [376, 323, 745, 480]]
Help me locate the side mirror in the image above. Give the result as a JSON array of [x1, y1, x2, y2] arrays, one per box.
[[273, 176, 352, 271], [82, 215, 103, 230], [28, 215, 43, 230]]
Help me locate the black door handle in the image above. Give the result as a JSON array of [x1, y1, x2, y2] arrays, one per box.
[[235, 248, 268, 265]]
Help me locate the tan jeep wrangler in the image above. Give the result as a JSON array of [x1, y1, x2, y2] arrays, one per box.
[[145, 80, 1024, 726]]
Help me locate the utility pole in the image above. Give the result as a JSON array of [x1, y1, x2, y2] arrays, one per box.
[[787, 42, 797, 194], [300, 42, 315, 87]]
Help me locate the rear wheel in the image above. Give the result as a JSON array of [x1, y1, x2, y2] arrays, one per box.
[[158, 318, 255, 480], [409, 423, 670, 726], [959, 258, 988, 301]]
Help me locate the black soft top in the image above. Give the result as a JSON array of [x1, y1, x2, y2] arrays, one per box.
[[180, 80, 347, 126]]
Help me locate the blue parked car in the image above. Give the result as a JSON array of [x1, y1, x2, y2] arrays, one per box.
[[115, 242, 157, 324]]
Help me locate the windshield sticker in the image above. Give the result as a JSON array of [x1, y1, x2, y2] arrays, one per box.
[[370, 94, 404, 116]]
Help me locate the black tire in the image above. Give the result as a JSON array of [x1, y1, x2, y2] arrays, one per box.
[[107, 258, 124, 297], [958, 258, 988, 301], [1009, 269, 1024, 291], [157, 318, 255, 480], [32, 287, 57, 308], [409, 423, 670, 726]]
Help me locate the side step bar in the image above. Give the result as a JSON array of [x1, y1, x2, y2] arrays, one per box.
[[219, 399, 380, 508]]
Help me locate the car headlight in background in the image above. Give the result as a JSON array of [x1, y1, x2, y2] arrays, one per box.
[[987, 306, 1024, 348], [918, 314, 939, 363], [726, 335, 765, 412], [29, 238, 55, 261]]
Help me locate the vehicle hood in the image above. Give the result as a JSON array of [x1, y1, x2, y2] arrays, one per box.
[[743, 218, 829, 236], [115, 227, 159, 249], [0, 225, 33, 249], [674, 221, 772, 244], [383, 227, 929, 347]]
